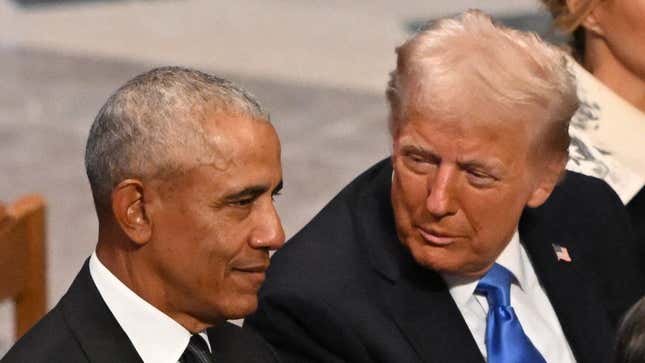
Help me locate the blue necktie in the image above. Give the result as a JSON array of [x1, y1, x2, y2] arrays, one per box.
[[475, 263, 546, 363]]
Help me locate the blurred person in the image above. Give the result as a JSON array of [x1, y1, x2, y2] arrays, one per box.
[[246, 10, 645, 363], [541, 0, 645, 252], [615, 295, 645, 363], [2, 67, 285, 363]]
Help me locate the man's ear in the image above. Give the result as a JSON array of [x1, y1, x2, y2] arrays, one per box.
[[565, 0, 605, 36], [526, 155, 567, 208], [111, 179, 152, 245]]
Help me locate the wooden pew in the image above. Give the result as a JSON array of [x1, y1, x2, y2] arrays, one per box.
[[0, 195, 46, 339]]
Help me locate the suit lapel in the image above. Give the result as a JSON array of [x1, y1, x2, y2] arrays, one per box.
[[520, 208, 613, 363], [207, 323, 278, 363], [358, 160, 483, 363], [61, 260, 143, 363], [387, 265, 485, 363], [360, 160, 614, 363]]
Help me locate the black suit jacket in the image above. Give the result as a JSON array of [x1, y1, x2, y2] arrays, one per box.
[[2, 260, 279, 363], [246, 158, 645, 363], [627, 188, 645, 268]]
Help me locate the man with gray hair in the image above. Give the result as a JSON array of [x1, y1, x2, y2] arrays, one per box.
[[246, 10, 644, 363], [3, 67, 284, 363]]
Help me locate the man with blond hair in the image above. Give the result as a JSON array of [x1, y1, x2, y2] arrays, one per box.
[[247, 10, 644, 363]]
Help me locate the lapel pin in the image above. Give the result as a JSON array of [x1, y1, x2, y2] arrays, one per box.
[[552, 243, 572, 263]]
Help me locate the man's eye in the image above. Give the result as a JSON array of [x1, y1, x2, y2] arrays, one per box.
[[271, 191, 282, 201], [408, 153, 426, 163], [233, 198, 254, 206], [466, 169, 495, 186], [403, 153, 437, 175]]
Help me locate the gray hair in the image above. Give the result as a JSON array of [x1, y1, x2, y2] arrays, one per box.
[[85, 66, 269, 211], [386, 10, 578, 159]]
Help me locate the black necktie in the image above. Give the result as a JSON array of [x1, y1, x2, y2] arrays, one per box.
[[179, 334, 215, 363]]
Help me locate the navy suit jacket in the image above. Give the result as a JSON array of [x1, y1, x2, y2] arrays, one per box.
[[246, 158, 645, 363], [2, 260, 279, 363]]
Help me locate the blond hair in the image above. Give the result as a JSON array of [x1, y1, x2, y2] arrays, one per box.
[[386, 9, 578, 158], [541, 0, 602, 33], [540, 0, 603, 58]]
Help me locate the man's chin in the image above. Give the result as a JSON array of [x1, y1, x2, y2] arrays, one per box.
[[219, 296, 259, 320], [407, 239, 447, 264], [407, 243, 475, 276], [420, 257, 492, 279]]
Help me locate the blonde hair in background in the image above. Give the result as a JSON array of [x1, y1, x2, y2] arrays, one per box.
[[540, 0, 603, 33], [386, 10, 578, 158]]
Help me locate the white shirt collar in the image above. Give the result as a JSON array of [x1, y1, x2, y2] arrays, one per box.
[[442, 230, 537, 307], [89, 252, 211, 363]]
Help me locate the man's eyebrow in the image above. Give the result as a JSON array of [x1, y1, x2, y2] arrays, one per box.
[[225, 185, 269, 200], [225, 180, 283, 200], [458, 158, 505, 173], [401, 144, 440, 160]]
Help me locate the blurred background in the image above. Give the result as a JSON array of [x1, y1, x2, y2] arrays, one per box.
[[0, 0, 559, 353]]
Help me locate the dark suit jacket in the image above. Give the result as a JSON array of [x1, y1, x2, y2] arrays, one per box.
[[627, 188, 645, 269], [2, 260, 279, 363], [246, 158, 645, 363]]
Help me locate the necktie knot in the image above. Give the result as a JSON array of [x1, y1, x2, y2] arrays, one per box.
[[180, 334, 214, 363], [475, 263, 513, 307], [474, 263, 546, 363]]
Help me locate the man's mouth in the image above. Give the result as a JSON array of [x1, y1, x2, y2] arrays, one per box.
[[417, 227, 458, 246], [232, 263, 269, 274]]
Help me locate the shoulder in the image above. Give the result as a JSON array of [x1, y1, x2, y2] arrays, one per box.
[[531, 170, 627, 225], [525, 170, 633, 255], [290, 157, 391, 242], [266, 158, 392, 292], [535, 171, 634, 246], [528, 171, 645, 322], [246, 161, 398, 361], [2, 303, 86, 363], [208, 322, 279, 363], [281, 158, 391, 253], [555, 170, 621, 204]]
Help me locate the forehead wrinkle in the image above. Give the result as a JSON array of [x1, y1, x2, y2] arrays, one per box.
[[197, 118, 279, 181], [398, 124, 462, 155], [397, 135, 426, 149], [196, 114, 244, 172], [201, 132, 234, 171], [399, 119, 525, 175]]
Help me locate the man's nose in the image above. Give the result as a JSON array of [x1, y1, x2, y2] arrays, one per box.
[[426, 165, 458, 218], [250, 201, 286, 251]]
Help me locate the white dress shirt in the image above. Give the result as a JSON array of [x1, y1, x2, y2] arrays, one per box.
[[441, 231, 577, 363], [89, 252, 211, 363]]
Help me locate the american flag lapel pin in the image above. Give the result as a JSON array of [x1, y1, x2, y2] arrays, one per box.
[[552, 243, 572, 263]]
